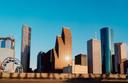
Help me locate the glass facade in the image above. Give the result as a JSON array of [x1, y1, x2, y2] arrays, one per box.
[[1, 40, 6, 48], [100, 27, 114, 74]]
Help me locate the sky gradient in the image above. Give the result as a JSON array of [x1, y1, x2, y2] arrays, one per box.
[[0, 0, 128, 69]]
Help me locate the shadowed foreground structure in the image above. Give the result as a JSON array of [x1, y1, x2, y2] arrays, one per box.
[[1, 79, 128, 83], [0, 73, 128, 83]]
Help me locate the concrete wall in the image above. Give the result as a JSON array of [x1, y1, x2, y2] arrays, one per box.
[[0, 73, 127, 79], [0, 48, 15, 73]]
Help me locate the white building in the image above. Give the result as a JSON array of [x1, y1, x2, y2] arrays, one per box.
[[0, 36, 15, 73], [63, 61, 88, 74], [63, 65, 88, 74]]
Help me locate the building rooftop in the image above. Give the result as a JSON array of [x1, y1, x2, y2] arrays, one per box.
[[0, 36, 15, 41]]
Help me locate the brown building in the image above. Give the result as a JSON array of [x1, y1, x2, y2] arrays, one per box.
[[41, 27, 72, 73], [75, 54, 87, 66], [114, 43, 127, 74], [21, 25, 31, 72], [87, 39, 102, 74]]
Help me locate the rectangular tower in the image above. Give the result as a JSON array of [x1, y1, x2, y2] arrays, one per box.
[[21, 25, 31, 72], [87, 39, 102, 74], [114, 43, 127, 74]]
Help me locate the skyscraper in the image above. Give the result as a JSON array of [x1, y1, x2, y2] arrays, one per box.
[[53, 28, 72, 70], [114, 43, 127, 74], [87, 39, 102, 74], [21, 25, 31, 72], [41, 27, 72, 73], [100, 27, 114, 74]]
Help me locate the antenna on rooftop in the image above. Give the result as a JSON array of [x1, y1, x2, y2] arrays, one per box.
[[94, 31, 97, 39]]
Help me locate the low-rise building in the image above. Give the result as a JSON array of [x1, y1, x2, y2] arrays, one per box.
[[63, 65, 88, 74], [0, 36, 15, 73]]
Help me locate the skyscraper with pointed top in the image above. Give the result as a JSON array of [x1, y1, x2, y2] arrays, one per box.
[[53, 28, 72, 70], [40, 27, 72, 73]]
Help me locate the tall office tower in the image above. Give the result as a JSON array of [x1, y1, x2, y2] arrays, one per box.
[[75, 54, 87, 66], [100, 27, 114, 74], [21, 25, 31, 72], [114, 43, 127, 74], [87, 39, 102, 74], [0, 36, 15, 73], [41, 27, 72, 73], [53, 28, 72, 72]]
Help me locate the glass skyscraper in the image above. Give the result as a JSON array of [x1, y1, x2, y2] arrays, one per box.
[[100, 27, 114, 74]]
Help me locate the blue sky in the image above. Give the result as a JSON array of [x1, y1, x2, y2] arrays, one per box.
[[0, 0, 128, 69]]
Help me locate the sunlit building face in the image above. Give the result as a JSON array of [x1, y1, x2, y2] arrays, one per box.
[[65, 56, 70, 61], [114, 43, 127, 74], [87, 39, 102, 74], [53, 28, 72, 70], [40, 28, 72, 73]]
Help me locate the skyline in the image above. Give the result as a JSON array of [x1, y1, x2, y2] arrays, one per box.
[[0, 0, 128, 69]]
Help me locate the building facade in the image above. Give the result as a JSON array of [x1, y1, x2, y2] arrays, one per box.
[[63, 62, 88, 74], [87, 39, 102, 74], [36, 51, 44, 72], [100, 27, 114, 74], [21, 25, 31, 72], [75, 54, 87, 66], [0, 36, 15, 73], [114, 43, 127, 74], [40, 27, 72, 73], [54, 28, 72, 70]]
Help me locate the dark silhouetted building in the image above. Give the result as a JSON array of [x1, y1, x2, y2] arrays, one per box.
[[21, 25, 31, 72], [42, 49, 54, 72], [100, 27, 114, 74], [36, 51, 45, 72], [75, 54, 87, 66], [87, 39, 102, 74], [124, 60, 128, 74], [112, 54, 116, 73]]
